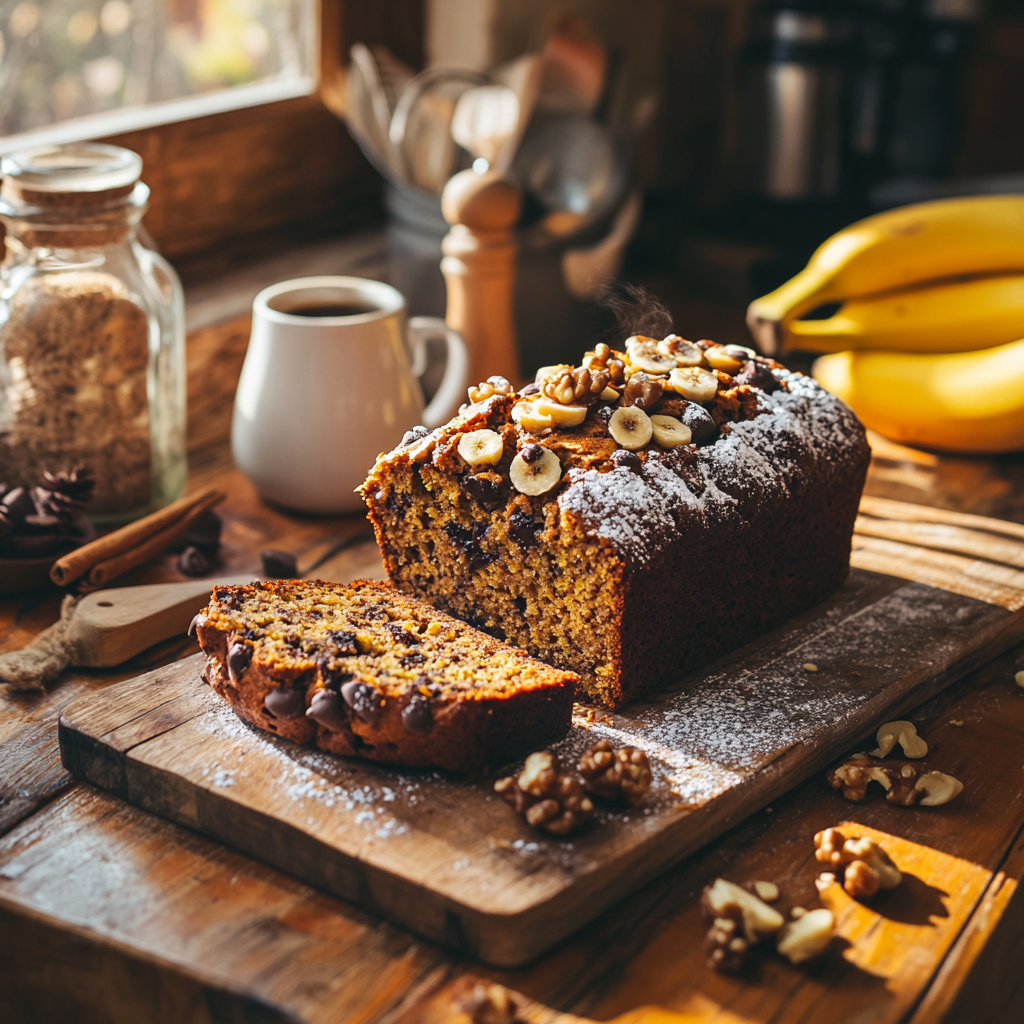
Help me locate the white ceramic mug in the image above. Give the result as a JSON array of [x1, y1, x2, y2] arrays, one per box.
[[232, 276, 468, 513]]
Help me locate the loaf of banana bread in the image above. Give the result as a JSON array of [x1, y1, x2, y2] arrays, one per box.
[[361, 336, 870, 708], [192, 578, 578, 772]]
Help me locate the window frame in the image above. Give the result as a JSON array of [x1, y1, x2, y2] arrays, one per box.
[[0, 1, 412, 272]]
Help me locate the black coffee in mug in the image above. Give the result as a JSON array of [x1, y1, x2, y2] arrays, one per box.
[[285, 302, 379, 317]]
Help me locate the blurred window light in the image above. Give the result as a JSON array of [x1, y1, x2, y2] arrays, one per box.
[[0, 0, 316, 150]]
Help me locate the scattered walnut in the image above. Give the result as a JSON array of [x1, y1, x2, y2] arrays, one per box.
[[871, 720, 928, 759], [541, 365, 610, 406], [701, 877, 784, 944], [494, 751, 594, 835], [467, 376, 513, 404], [813, 828, 902, 899], [583, 342, 626, 385], [578, 739, 652, 806], [776, 908, 834, 965], [621, 372, 665, 410], [704, 917, 749, 973], [458, 982, 521, 1024], [752, 880, 779, 903], [827, 753, 963, 807]]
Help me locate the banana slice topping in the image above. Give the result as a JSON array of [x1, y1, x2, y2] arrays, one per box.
[[657, 336, 704, 366], [650, 414, 692, 448], [511, 399, 555, 433], [668, 366, 719, 403], [609, 406, 653, 449], [625, 336, 676, 376], [510, 444, 562, 495], [535, 397, 587, 427], [704, 346, 745, 373], [457, 429, 505, 467]]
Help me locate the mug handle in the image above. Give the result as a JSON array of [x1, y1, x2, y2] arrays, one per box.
[[408, 317, 470, 429]]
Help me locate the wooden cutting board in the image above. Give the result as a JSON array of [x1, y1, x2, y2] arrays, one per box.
[[57, 499, 1024, 967]]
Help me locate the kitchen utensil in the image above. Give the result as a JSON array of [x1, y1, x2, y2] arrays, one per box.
[[389, 67, 487, 192], [450, 84, 521, 170], [441, 170, 522, 387], [512, 112, 628, 227], [0, 529, 378, 689], [347, 43, 401, 177], [491, 53, 543, 172], [231, 276, 468, 514]]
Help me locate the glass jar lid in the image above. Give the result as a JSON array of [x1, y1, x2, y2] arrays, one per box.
[[0, 143, 142, 196]]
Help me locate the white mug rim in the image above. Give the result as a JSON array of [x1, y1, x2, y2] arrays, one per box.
[[253, 275, 406, 326]]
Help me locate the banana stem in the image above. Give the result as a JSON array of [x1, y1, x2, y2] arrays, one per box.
[[746, 267, 838, 355]]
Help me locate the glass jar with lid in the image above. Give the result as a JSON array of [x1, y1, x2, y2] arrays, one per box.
[[0, 142, 186, 522]]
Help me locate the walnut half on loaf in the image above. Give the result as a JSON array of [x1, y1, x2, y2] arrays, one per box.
[[361, 335, 870, 708]]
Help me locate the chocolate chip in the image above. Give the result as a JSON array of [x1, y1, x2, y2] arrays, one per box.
[[463, 473, 503, 508], [188, 613, 204, 639], [263, 687, 306, 720], [363, 603, 389, 620], [444, 522, 497, 570], [508, 511, 540, 550], [317, 657, 354, 689], [680, 402, 718, 444], [520, 443, 544, 464], [327, 630, 358, 655], [261, 549, 297, 578], [399, 652, 426, 667], [519, 382, 540, 396], [227, 642, 253, 683], [178, 545, 210, 577], [0, 487, 34, 523], [401, 695, 433, 734], [306, 689, 349, 731], [386, 623, 419, 647], [513, 596, 527, 613], [400, 425, 430, 447], [734, 360, 780, 393], [340, 681, 383, 725], [610, 450, 642, 473]]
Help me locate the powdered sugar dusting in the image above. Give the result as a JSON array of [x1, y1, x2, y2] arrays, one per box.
[[558, 371, 864, 564]]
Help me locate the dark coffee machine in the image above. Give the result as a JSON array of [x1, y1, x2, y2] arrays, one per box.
[[737, 0, 857, 202]]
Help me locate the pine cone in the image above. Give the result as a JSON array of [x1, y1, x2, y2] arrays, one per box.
[[38, 465, 95, 522]]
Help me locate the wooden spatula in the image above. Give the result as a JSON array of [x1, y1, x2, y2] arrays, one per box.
[[65, 575, 254, 668], [0, 530, 382, 689]]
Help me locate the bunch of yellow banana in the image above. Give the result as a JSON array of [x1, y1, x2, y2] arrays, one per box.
[[746, 195, 1024, 453]]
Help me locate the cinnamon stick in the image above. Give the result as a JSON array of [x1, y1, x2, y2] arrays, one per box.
[[50, 488, 222, 586], [83, 491, 226, 588]]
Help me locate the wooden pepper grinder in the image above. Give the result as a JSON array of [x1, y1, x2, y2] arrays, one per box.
[[441, 169, 522, 388]]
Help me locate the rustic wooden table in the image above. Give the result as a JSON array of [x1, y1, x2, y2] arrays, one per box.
[[4, 227, 1024, 1024], [2, 437, 1023, 1024]]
